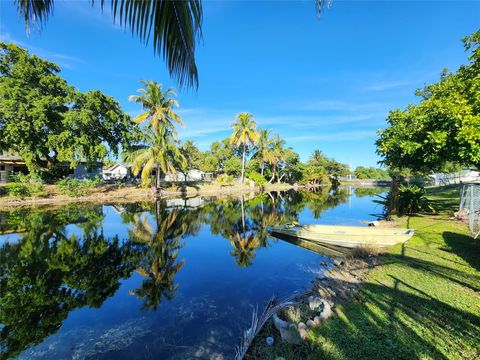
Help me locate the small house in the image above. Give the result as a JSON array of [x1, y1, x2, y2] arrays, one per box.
[[102, 163, 130, 181]]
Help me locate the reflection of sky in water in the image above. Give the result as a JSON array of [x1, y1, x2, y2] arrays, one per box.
[[1, 189, 386, 360]]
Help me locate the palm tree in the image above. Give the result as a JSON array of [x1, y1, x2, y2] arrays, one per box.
[[129, 125, 186, 193], [268, 135, 286, 183], [16, 0, 202, 88], [179, 140, 201, 183], [128, 210, 185, 310], [129, 81, 184, 134], [255, 129, 276, 177], [230, 112, 259, 183]]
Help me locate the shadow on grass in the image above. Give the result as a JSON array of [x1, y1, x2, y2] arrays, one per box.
[[248, 277, 480, 360], [443, 231, 480, 272]]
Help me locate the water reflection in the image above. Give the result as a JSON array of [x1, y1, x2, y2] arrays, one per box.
[[0, 188, 361, 359]]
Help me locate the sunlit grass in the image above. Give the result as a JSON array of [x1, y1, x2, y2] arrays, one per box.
[[248, 185, 480, 359]]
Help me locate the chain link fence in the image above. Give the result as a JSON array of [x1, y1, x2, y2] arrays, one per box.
[[459, 183, 480, 239]]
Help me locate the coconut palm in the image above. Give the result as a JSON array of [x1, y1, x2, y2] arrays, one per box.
[[230, 112, 259, 183], [128, 210, 185, 310], [129, 81, 184, 134], [16, 0, 202, 88], [268, 136, 286, 183], [129, 125, 186, 192], [255, 129, 276, 177]]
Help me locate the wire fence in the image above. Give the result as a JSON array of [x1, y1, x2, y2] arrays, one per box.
[[459, 183, 480, 239]]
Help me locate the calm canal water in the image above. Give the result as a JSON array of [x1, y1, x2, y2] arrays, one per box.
[[0, 187, 385, 360]]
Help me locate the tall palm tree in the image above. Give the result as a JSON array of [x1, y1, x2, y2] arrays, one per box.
[[129, 125, 186, 193], [255, 128, 276, 177], [16, 0, 202, 88], [268, 135, 286, 183], [230, 112, 259, 183], [129, 80, 184, 134]]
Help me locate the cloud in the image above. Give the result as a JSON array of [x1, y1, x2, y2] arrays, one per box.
[[364, 79, 416, 92], [0, 32, 83, 69], [289, 99, 393, 113], [285, 130, 377, 143]]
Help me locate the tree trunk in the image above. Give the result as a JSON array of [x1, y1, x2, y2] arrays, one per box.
[[269, 166, 276, 183], [241, 144, 246, 183], [156, 166, 161, 195], [260, 161, 264, 176]]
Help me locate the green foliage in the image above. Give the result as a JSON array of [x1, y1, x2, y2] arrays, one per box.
[[376, 184, 435, 217], [377, 30, 480, 172], [308, 149, 349, 178], [224, 156, 242, 176], [354, 166, 390, 180], [0, 43, 139, 177], [56, 177, 102, 197], [5, 174, 44, 198], [246, 171, 267, 186], [217, 174, 234, 186], [15, 0, 202, 88]]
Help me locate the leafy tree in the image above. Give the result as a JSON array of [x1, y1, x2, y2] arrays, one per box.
[[199, 139, 237, 174], [354, 166, 390, 180], [0, 43, 138, 177], [130, 125, 186, 191], [376, 30, 480, 173], [230, 113, 259, 183], [129, 80, 184, 134], [15, 0, 202, 88], [179, 140, 201, 182], [0, 206, 143, 358]]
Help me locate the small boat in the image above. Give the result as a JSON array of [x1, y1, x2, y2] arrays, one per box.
[[270, 224, 414, 248]]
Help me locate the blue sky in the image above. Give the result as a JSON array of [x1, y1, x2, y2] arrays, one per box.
[[1, 1, 479, 168]]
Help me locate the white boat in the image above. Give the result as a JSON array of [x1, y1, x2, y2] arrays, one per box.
[[270, 224, 414, 248]]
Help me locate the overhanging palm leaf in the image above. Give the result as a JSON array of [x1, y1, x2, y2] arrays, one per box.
[[15, 0, 203, 88]]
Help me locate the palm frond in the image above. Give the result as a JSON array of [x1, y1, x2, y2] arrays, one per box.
[[16, 0, 202, 88], [16, 0, 54, 31], [107, 0, 203, 88]]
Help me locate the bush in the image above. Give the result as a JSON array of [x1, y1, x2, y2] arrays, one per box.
[[57, 178, 87, 197], [376, 183, 434, 217], [57, 176, 103, 197], [6, 182, 30, 197], [217, 174, 234, 186], [5, 174, 44, 198], [246, 171, 266, 186]]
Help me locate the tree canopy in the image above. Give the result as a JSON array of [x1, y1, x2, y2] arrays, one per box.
[[376, 30, 480, 173], [0, 42, 139, 176]]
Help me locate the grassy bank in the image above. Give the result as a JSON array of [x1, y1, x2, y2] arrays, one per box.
[[248, 185, 480, 359]]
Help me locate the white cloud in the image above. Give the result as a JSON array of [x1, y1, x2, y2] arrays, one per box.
[[285, 130, 377, 143], [0, 32, 83, 69]]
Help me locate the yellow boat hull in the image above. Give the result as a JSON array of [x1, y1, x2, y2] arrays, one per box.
[[270, 224, 414, 248]]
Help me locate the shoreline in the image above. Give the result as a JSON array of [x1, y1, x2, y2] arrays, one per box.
[[0, 183, 302, 210], [246, 185, 479, 359]]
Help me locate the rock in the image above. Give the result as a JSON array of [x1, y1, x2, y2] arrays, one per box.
[[308, 296, 322, 310], [298, 327, 308, 340], [333, 257, 344, 266], [313, 316, 321, 325], [319, 300, 333, 321], [266, 336, 274, 346], [272, 312, 302, 344], [306, 319, 315, 328], [297, 322, 307, 331]]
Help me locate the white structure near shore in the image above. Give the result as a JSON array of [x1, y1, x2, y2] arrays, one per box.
[[431, 170, 480, 185]]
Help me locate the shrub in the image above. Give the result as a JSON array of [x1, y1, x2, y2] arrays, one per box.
[[217, 174, 234, 186], [5, 174, 45, 198], [375, 183, 434, 217], [246, 171, 266, 186], [6, 182, 30, 197], [57, 178, 87, 197]]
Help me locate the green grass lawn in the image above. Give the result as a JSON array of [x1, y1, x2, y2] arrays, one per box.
[[248, 185, 480, 359]]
